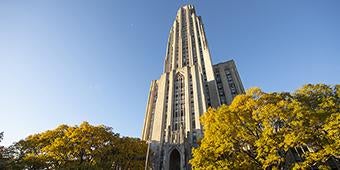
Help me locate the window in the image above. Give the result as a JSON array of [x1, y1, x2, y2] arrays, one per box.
[[173, 73, 185, 131]]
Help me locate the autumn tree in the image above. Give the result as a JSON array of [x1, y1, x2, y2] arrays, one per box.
[[4, 122, 148, 169], [114, 137, 148, 169], [190, 84, 339, 169]]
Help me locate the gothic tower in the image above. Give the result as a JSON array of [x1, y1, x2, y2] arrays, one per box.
[[142, 5, 244, 169]]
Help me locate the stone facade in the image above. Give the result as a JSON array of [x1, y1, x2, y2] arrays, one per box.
[[142, 5, 244, 169]]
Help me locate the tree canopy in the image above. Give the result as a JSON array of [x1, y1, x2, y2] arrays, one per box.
[[190, 84, 339, 169], [1, 122, 148, 169]]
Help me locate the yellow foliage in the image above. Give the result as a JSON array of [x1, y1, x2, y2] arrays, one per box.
[[191, 84, 339, 169], [5, 122, 148, 169]]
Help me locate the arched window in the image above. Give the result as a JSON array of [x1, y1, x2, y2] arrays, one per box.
[[173, 73, 185, 131], [169, 149, 181, 170]]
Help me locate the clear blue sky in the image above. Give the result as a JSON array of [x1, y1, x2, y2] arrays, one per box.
[[0, 0, 339, 146]]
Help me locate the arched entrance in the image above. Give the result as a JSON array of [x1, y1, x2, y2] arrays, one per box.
[[169, 148, 181, 170]]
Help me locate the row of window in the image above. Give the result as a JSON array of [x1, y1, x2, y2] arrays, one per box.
[[225, 69, 237, 96], [190, 15, 198, 64], [215, 71, 227, 104], [189, 74, 196, 129], [173, 74, 185, 131], [181, 9, 188, 67]]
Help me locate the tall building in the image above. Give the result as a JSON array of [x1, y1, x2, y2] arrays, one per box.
[[142, 5, 244, 169]]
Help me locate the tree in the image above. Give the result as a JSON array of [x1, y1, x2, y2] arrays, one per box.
[[4, 122, 148, 169], [190, 84, 339, 169], [114, 137, 148, 169], [0, 132, 5, 168]]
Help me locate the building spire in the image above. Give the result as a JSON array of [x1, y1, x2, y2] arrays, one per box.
[[163, 4, 209, 73]]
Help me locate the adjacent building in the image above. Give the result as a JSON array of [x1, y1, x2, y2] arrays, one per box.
[[142, 5, 244, 169]]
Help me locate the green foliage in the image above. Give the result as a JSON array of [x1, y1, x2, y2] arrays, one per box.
[[190, 84, 339, 169], [2, 122, 148, 169], [0, 132, 5, 169]]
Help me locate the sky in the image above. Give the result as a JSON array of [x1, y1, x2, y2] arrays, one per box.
[[0, 0, 339, 146]]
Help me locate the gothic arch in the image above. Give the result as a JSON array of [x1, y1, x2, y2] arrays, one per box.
[[175, 72, 184, 80], [169, 148, 181, 170]]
